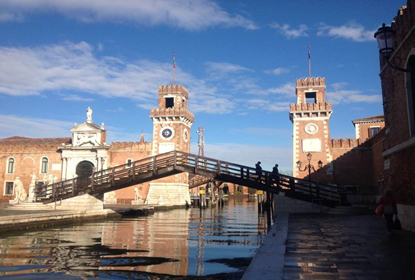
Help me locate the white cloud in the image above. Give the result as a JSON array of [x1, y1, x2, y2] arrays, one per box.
[[268, 83, 295, 96], [326, 82, 381, 104], [245, 99, 290, 112], [191, 142, 292, 171], [205, 61, 252, 81], [326, 90, 381, 105], [0, 41, 237, 114], [0, 12, 23, 22], [317, 22, 375, 42], [0, 114, 72, 138], [265, 67, 290, 75], [61, 94, 94, 102], [270, 23, 308, 38], [0, 0, 258, 30]]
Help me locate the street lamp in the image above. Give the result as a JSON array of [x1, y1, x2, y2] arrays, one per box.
[[374, 23, 410, 73], [296, 153, 323, 181]]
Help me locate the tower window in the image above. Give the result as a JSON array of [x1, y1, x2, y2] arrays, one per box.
[[305, 92, 316, 103], [165, 97, 174, 108]]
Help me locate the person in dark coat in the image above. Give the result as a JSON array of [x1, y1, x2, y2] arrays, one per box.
[[378, 189, 398, 234], [272, 164, 280, 187], [255, 161, 262, 182]]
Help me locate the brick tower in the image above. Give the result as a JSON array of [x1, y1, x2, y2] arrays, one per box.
[[290, 77, 333, 180], [147, 85, 194, 205]]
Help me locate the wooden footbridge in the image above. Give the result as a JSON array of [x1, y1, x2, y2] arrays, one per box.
[[36, 151, 345, 207]]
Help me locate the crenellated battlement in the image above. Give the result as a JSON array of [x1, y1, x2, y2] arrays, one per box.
[[110, 141, 152, 151], [150, 107, 194, 122], [330, 139, 363, 149], [296, 77, 325, 87], [391, 5, 410, 37], [290, 102, 332, 112], [158, 85, 189, 98]]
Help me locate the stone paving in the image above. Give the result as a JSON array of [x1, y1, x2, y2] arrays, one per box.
[[285, 214, 415, 280]]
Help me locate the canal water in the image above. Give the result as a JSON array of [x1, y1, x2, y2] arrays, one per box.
[[0, 197, 271, 279]]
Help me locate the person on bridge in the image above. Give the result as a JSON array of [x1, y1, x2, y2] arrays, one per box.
[[255, 161, 262, 182], [272, 164, 280, 188]]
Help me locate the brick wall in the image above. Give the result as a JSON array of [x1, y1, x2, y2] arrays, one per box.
[[0, 137, 70, 202], [378, 0, 415, 205]]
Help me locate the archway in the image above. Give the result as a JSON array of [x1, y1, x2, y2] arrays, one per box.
[[76, 161, 95, 181]]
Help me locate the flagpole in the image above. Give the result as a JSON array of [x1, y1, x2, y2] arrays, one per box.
[[308, 45, 311, 78], [173, 53, 176, 86]]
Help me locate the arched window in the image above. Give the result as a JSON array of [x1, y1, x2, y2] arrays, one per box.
[[406, 54, 415, 137], [41, 157, 48, 174], [7, 158, 14, 174]]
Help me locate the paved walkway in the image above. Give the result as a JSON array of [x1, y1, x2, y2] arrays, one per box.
[[244, 213, 415, 280]]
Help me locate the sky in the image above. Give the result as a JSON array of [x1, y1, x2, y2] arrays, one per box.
[[0, 0, 407, 172]]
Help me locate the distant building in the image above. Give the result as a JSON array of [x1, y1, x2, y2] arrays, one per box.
[[352, 115, 385, 141], [0, 85, 193, 205]]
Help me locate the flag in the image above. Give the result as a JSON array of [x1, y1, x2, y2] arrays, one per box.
[[308, 45, 310, 59], [173, 53, 176, 68]]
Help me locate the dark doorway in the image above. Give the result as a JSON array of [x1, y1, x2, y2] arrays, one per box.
[[76, 161, 94, 181]]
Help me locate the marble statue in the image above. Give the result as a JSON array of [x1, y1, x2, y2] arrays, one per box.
[[10, 177, 27, 204], [131, 187, 143, 205], [28, 173, 37, 202], [86, 107, 93, 122], [48, 173, 54, 185]]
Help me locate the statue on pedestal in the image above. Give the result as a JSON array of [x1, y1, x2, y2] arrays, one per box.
[[86, 107, 93, 123]]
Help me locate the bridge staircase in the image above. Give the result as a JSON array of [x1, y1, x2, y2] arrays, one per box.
[[36, 151, 345, 207]]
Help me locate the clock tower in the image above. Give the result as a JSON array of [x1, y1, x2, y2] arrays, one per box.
[[290, 77, 333, 180], [148, 85, 194, 205]]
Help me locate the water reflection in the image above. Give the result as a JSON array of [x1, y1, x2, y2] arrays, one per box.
[[0, 197, 269, 279]]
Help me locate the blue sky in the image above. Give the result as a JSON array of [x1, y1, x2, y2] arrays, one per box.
[[0, 0, 406, 172]]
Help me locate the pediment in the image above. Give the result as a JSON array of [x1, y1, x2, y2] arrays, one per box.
[[70, 122, 103, 133]]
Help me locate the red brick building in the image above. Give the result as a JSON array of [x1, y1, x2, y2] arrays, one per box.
[[0, 85, 193, 205]]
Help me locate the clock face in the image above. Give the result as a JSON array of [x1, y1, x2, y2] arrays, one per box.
[[305, 123, 318, 135], [183, 129, 189, 143], [160, 127, 174, 140]]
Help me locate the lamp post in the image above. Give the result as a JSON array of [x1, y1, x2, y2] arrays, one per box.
[[374, 23, 411, 73], [296, 153, 323, 181]]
